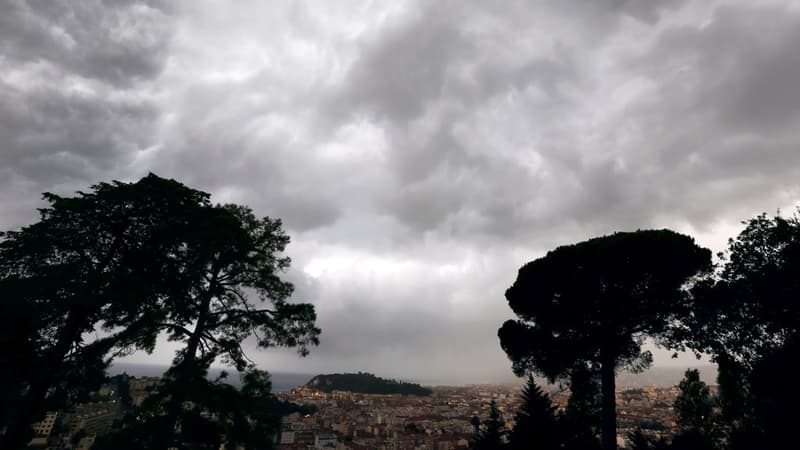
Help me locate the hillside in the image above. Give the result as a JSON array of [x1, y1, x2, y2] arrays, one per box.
[[307, 372, 432, 396]]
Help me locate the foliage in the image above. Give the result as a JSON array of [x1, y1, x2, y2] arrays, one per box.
[[669, 431, 716, 450], [671, 368, 720, 449], [265, 398, 317, 417], [94, 369, 281, 450], [114, 193, 319, 448], [110, 374, 133, 409], [638, 421, 667, 431], [674, 369, 715, 434], [743, 338, 800, 449], [473, 400, 505, 450], [0, 174, 211, 448], [684, 213, 800, 364], [499, 230, 711, 450], [509, 376, 558, 450], [622, 388, 645, 396], [471, 416, 481, 434], [307, 372, 432, 396], [405, 423, 425, 434], [0, 174, 319, 448], [627, 429, 654, 450], [685, 212, 800, 448]]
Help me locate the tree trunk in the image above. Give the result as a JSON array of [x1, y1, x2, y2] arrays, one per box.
[[156, 271, 218, 449], [600, 346, 617, 450]]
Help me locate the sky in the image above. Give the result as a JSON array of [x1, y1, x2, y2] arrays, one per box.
[[2, 0, 800, 385]]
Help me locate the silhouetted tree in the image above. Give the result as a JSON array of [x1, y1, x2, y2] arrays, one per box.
[[509, 376, 558, 450], [673, 369, 717, 448], [0, 174, 210, 448], [627, 429, 653, 450], [685, 212, 800, 448], [684, 213, 800, 364], [499, 230, 711, 450], [140, 203, 320, 448], [474, 400, 505, 450], [744, 338, 800, 450], [94, 369, 281, 450], [714, 354, 752, 439], [674, 369, 714, 432], [471, 416, 481, 434], [627, 429, 670, 450], [0, 174, 320, 448], [669, 431, 715, 450]]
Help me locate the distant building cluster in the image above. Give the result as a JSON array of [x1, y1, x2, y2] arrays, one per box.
[[26, 376, 700, 449], [27, 381, 133, 449], [275, 385, 519, 450], [279, 382, 703, 450]]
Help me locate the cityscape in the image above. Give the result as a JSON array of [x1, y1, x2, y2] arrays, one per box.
[[26, 370, 715, 449]]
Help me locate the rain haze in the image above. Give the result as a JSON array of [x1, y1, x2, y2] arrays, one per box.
[[2, 0, 800, 385]]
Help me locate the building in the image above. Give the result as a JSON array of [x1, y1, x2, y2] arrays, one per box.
[[28, 411, 58, 447]]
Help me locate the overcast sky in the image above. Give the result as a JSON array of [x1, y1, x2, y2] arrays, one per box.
[[3, 0, 800, 385]]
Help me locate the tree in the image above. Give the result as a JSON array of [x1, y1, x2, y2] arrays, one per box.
[[509, 376, 558, 450], [674, 369, 715, 435], [474, 400, 505, 450], [471, 416, 481, 434], [669, 432, 715, 450], [133, 203, 320, 448], [499, 230, 711, 450], [685, 212, 800, 448], [95, 369, 282, 450], [683, 213, 800, 365], [627, 429, 654, 450], [0, 174, 320, 448], [0, 174, 211, 448], [672, 368, 718, 449], [625, 429, 668, 450], [743, 338, 800, 450]]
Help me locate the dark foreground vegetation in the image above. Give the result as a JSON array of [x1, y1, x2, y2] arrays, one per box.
[[1, 173, 799, 449], [0, 174, 319, 449], [306, 372, 432, 396], [496, 214, 800, 450]]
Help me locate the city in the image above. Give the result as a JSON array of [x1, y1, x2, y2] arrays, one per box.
[[26, 373, 711, 449]]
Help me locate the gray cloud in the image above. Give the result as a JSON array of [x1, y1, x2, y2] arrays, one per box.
[[609, 2, 800, 226], [4, 0, 800, 383], [0, 0, 172, 86], [0, 0, 173, 229]]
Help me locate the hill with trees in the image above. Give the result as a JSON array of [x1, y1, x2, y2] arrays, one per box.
[[306, 372, 432, 396]]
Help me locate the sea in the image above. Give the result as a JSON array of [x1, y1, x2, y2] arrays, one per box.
[[108, 363, 719, 391], [108, 362, 314, 392]]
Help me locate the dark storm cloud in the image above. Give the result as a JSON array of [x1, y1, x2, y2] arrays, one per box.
[[606, 2, 800, 227], [320, 0, 800, 245], [0, 0, 173, 229], [644, 3, 800, 134], [0, 0, 172, 86], [5, 0, 800, 382], [151, 79, 345, 232], [550, 0, 689, 25], [0, 81, 157, 179], [319, 1, 590, 240]]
